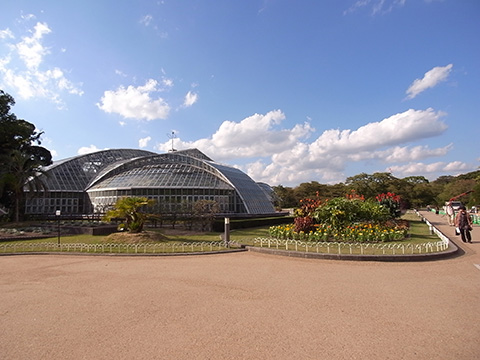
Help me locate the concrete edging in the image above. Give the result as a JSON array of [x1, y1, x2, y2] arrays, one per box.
[[244, 243, 458, 262], [0, 248, 248, 257]]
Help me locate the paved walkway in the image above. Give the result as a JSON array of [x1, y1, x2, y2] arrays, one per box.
[[420, 209, 479, 255], [0, 212, 479, 360]]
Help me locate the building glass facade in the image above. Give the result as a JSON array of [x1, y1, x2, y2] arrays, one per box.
[[25, 148, 275, 216]]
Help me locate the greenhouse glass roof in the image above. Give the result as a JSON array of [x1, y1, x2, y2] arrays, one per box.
[[31, 148, 275, 215], [39, 149, 156, 191]]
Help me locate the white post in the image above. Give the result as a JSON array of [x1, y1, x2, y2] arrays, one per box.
[[224, 218, 230, 248], [55, 210, 61, 246]]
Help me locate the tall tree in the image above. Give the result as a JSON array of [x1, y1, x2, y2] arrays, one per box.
[[193, 200, 219, 232], [0, 90, 52, 221], [272, 185, 297, 208]]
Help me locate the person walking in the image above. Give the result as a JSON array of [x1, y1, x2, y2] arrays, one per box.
[[446, 203, 455, 226], [455, 205, 473, 243]]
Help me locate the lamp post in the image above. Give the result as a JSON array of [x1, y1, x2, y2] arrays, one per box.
[[224, 217, 230, 248], [55, 210, 61, 246]]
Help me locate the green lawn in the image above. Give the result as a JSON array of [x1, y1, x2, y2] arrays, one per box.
[[397, 212, 441, 245]]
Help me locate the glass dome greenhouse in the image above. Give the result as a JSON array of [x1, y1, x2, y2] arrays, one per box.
[[24, 148, 275, 217]]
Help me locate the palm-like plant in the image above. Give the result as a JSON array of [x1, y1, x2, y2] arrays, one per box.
[[104, 197, 155, 233]]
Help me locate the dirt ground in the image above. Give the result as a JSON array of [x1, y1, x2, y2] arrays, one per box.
[[1, 211, 479, 360]]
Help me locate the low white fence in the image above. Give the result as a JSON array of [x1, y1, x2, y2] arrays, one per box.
[[0, 241, 228, 254], [413, 209, 451, 246], [252, 237, 448, 255]]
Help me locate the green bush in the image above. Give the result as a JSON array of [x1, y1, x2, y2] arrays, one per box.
[[313, 198, 391, 230]]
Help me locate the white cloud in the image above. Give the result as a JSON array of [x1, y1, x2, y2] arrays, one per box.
[[20, 13, 36, 21], [0, 28, 14, 39], [380, 144, 452, 162], [140, 15, 153, 27], [389, 161, 470, 177], [138, 136, 151, 148], [156, 108, 451, 185], [156, 110, 314, 160], [346, 143, 452, 164], [77, 145, 108, 155], [344, 0, 406, 16], [0, 21, 83, 107], [305, 108, 447, 159], [162, 78, 173, 88], [344, 0, 371, 15], [97, 79, 170, 121], [16, 22, 51, 69], [183, 91, 198, 107], [115, 69, 128, 77], [406, 64, 453, 99]]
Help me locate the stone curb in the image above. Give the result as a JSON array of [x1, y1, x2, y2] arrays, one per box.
[[0, 244, 456, 261], [0, 235, 54, 242], [0, 248, 248, 257], [244, 243, 458, 262]]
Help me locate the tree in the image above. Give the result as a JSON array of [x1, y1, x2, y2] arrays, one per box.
[[436, 179, 476, 207], [0, 90, 52, 221], [471, 176, 480, 207], [293, 181, 324, 200], [193, 200, 219, 232], [403, 176, 429, 185], [408, 182, 436, 208], [6, 149, 50, 222], [345, 173, 377, 199], [272, 185, 296, 208], [103, 197, 155, 233]]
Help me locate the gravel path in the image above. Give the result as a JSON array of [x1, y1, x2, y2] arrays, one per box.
[[1, 211, 479, 360]]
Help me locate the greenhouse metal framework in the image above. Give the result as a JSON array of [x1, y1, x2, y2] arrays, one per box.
[[24, 148, 275, 217]]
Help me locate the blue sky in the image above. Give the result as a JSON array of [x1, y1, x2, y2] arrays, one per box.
[[1, 0, 479, 186]]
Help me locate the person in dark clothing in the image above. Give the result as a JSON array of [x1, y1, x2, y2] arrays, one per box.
[[455, 206, 473, 243]]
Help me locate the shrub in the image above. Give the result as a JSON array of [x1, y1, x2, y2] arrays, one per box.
[[376, 192, 401, 218], [269, 221, 407, 243], [103, 197, 155, 233], [268, 193, 404, 243], [313, 197, 391, 230], [294, 216, 315, 233]]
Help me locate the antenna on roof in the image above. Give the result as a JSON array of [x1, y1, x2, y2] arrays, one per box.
[[167, 131, 177, 152]]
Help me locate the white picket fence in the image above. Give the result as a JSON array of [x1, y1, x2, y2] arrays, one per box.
[[0, 241, 228, 254], [252, 237, 448, 255]]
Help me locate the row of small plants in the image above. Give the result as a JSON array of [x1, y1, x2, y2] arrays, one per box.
[[43, 221, 109, 227], [0, 227, 52, 235], [269, 222, 408, 242], [269, 191, 407, 243]]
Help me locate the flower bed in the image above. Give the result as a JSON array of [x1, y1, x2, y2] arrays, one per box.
[[269, 221, 408, 243]]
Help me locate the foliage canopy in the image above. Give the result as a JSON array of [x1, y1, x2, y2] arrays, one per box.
[[272, 171, 478, 210], [0, 90, 52, 221]]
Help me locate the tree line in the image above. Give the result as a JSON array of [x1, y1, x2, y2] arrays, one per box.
[[272, 170, 479, 210]]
